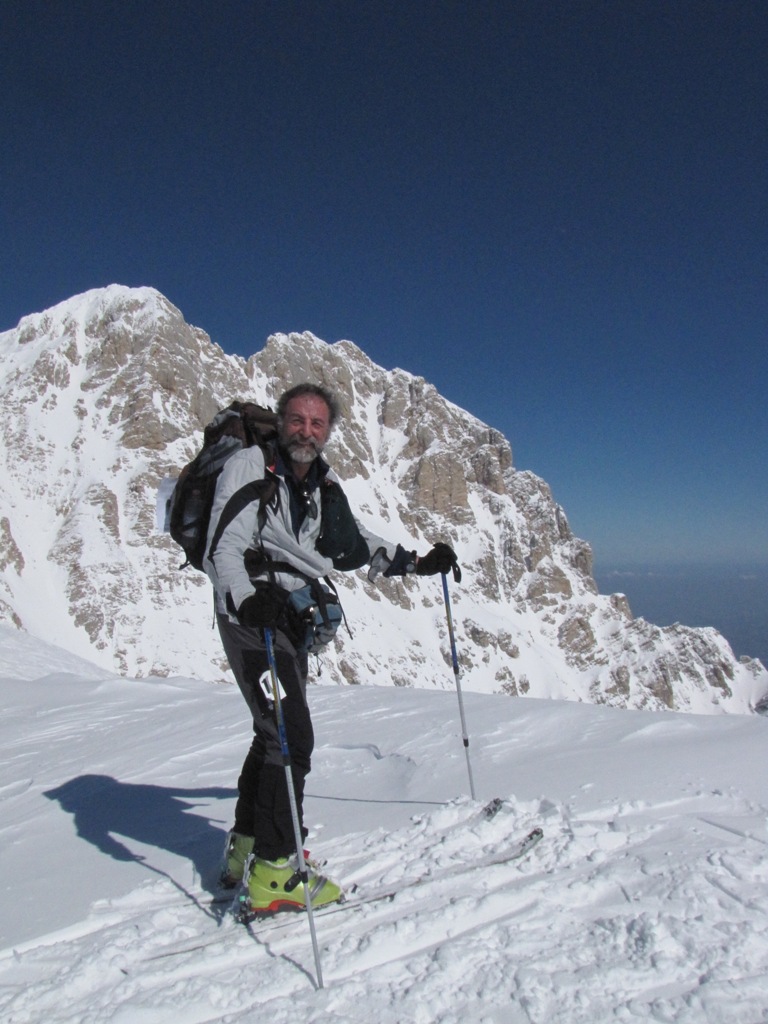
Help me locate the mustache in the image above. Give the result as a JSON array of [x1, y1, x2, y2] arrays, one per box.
[[285, 436, 322, 453], [283, 435, 324, 463]]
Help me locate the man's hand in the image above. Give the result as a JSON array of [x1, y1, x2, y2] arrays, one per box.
[[416, 542, 461, 582], [237, 584, 288, 628]]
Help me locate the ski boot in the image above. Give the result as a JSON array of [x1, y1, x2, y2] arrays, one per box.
[[219, 831, 254, 889], [244, 853, 343, 914]]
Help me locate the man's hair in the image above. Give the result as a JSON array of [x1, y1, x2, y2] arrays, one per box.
[[276, 383, 340, 427]]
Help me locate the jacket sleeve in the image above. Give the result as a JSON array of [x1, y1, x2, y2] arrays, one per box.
[[204, 447, 267, 612], [322, 469, 406, 575]]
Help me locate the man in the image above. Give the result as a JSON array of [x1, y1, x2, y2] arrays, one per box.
[[204, 383, 460, 912]]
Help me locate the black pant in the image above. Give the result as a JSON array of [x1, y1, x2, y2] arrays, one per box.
[[217, 613, 313, 860]]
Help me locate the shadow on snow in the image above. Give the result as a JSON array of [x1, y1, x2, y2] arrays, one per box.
[[43, 774, 236, 899]]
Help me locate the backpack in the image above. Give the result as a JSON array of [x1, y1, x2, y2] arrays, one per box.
[[167, 401, 278, 571]]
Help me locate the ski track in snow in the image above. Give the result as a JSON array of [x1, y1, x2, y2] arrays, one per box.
[[1, 638, 767, 1023], [2, 795, 768, 1023]]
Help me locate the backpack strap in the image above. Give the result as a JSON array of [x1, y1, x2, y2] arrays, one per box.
[[243, 546, 347, 633], [207, 471, 279, 568]]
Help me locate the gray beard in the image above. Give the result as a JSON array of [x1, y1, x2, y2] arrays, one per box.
[[284, 438, 322, 464]]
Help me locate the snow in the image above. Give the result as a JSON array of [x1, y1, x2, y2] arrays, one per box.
[[1, 625, 767, 1022]]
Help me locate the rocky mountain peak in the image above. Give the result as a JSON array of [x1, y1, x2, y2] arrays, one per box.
[[0, 286, 765, 714]]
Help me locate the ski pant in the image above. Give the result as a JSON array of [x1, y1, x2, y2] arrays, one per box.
[[216, 612, 313, 861]]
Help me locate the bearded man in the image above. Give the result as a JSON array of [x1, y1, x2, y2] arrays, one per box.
[[204, 383, 459, 912]]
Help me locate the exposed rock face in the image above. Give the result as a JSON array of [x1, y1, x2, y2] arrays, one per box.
[[0, 285, 765, 714]]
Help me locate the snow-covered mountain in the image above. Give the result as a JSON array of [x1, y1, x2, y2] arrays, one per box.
[[0, 285, 765, 713]]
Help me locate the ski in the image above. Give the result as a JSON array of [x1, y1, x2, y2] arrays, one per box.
[[144, 824, 543, 962], [238, 823, 543, 924]]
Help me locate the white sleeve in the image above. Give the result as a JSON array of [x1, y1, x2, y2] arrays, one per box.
[[204, 447, 267, 611]]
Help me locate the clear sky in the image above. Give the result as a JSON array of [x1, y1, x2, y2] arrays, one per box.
[[3, 0, 766, 570]]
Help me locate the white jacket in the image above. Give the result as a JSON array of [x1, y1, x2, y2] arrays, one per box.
[[204, 446, 398, 619]]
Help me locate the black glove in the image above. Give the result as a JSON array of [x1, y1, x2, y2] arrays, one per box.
[[415, 542, 461, 582], [237, 582, 288, 628]]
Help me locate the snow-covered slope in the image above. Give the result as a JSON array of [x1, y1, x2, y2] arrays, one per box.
[[1, 626, 767, 1023], [0, 285, 765, 713]]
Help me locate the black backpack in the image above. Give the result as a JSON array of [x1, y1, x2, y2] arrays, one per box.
[[167, 401, 278, 571]]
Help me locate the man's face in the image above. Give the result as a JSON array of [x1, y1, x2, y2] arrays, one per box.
[[279, 394, 332, 465]]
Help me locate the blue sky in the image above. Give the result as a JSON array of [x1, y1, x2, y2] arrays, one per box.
[[3, 1, 766, 569]]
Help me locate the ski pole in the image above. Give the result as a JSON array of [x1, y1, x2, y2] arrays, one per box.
[[441, 571, 477, 800], [263, 627, 324, 990]]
